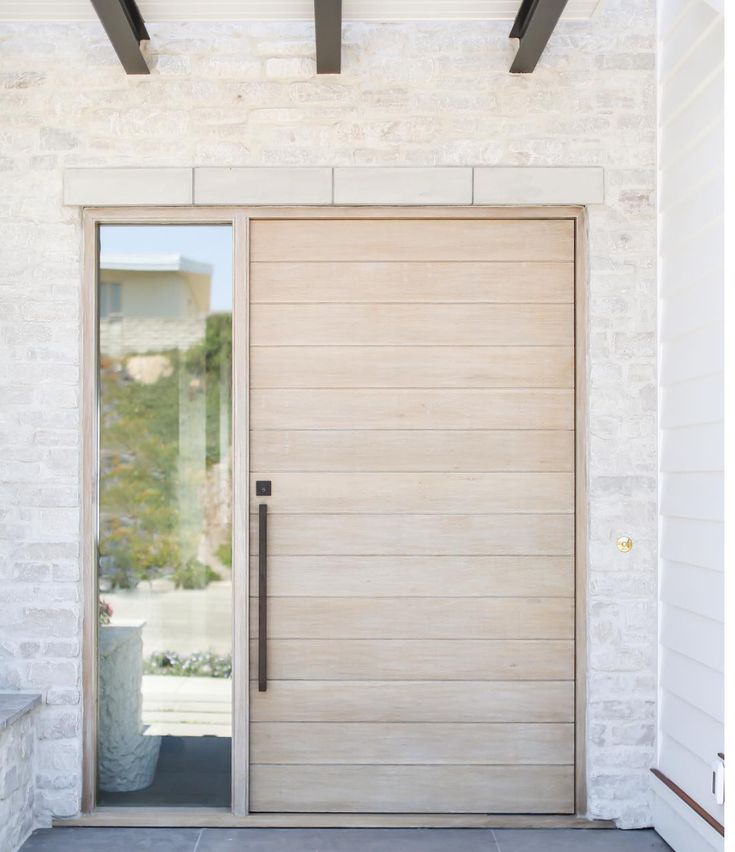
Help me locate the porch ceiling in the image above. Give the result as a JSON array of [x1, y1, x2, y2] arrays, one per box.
[[0, 0, 604, 21], [0, 0, 599, 77]]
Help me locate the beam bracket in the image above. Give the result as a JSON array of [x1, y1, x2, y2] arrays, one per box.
[[509, 0, 569, 74], [90, 0, 150, 75], [314, 0, 342, 74]]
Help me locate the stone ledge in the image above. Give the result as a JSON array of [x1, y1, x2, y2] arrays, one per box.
[[63, 168, 193, 206], [0, 692, 41, 730], [63, 166, 604, 206], [334, 167, 473, 205], [474, 167, 604, 205], [195, 167, 332, 205]]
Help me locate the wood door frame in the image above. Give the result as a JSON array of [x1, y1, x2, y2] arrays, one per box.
[[80, 205, 588, 822]]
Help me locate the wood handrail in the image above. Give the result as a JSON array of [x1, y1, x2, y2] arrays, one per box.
[[651, 768, 724, 837]]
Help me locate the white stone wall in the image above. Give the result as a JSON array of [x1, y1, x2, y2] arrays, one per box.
[[0, 0, 657, 826], [0, 712, 40, 852]]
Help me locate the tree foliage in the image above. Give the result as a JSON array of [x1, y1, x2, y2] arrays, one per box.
[[98, 314, 231, 590]]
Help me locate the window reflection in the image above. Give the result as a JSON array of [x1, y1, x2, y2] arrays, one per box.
[[96, 226, 232, 807]]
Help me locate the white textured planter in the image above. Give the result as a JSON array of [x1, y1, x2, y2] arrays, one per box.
[[98, 623, 161, 793]]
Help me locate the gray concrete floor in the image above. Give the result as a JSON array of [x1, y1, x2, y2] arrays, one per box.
[[21, 827, 673, 851]]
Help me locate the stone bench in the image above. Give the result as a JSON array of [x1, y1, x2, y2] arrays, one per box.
[[0, 693, 42, 852]]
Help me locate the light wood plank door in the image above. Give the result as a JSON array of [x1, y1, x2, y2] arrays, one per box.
[[248, 217, 576, 814]]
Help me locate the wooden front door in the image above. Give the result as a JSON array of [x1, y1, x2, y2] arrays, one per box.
[[248, 216, 576, 814]]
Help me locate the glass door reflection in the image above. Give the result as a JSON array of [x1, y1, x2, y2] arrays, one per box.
[[96, 225, 233, 807]]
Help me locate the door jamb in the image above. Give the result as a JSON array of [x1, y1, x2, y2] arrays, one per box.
[[81, 205, 588, 820]]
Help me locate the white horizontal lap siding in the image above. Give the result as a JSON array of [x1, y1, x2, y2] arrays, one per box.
[[656, 2, 724, 850]]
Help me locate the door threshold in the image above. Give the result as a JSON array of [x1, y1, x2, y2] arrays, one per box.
[[56, 809, 614, 829]]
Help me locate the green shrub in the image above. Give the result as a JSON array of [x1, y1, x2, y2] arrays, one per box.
[[172, 559, 221, 590], [144, 650, 232, 679], [215, 539, 232, 567]]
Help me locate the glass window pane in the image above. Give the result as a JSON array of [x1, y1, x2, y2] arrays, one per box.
[[96, 225, 232, 808]]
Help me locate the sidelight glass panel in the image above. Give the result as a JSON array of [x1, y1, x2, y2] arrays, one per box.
[[96, 225, 233, 807]]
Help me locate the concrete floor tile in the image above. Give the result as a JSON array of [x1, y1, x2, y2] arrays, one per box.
[[20, 827, 673, 852], [197, 828, 496, 852], [493, 829, 672, 852], [21, 827, 201, 851]]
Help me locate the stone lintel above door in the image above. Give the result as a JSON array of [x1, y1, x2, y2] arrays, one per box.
[[63, 166, 605, 207]]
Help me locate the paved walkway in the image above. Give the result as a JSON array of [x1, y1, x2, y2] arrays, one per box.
[[142, 675, 231, 737], [21, 827, 672, 851]]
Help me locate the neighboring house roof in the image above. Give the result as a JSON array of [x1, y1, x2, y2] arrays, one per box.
[[100, 253, 213, 276], [100, 254, 213, 315]]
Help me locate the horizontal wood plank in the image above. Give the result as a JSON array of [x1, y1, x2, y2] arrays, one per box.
[[250, 304, 573, 346], [250, 219, 575, 262], [249, 764, 575, 813], [249, 639, 574, 680], [251, 390, 574, 430], [250, 722, 574, 765], [248, 556, 575, 597], [250, 680, 575, 723], [251, 346, 574, 388], [250, 430, 574, 473], [249, 597, 574, 639], [250, 513, 575, 556], [248, 472, 574, 514], [250, 261, 574, 303]]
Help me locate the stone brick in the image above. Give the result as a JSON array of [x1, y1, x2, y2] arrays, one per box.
[[0, 709, 39, 851], [265, 57, 316, 80]]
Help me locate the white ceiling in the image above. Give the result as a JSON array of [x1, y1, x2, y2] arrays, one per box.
[[0, 0, 605, 21]]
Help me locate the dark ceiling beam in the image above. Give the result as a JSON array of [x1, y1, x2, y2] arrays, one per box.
[[90, 0, 150, 75], [509, 0, 569, 73], [314, 0, 342, 74]]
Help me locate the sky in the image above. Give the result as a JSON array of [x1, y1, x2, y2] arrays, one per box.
[[100, 224, 233, 311]]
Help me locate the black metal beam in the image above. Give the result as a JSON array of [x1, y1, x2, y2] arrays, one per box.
[[509, 0, 569, 74], [90, 0, 150, 75], [314, 0, 342, 74]]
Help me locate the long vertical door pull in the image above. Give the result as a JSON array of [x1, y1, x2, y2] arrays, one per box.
[[258, 502, 268, 692]]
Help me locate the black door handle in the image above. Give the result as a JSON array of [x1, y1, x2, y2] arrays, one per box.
[[258, 502, 268, 692]]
